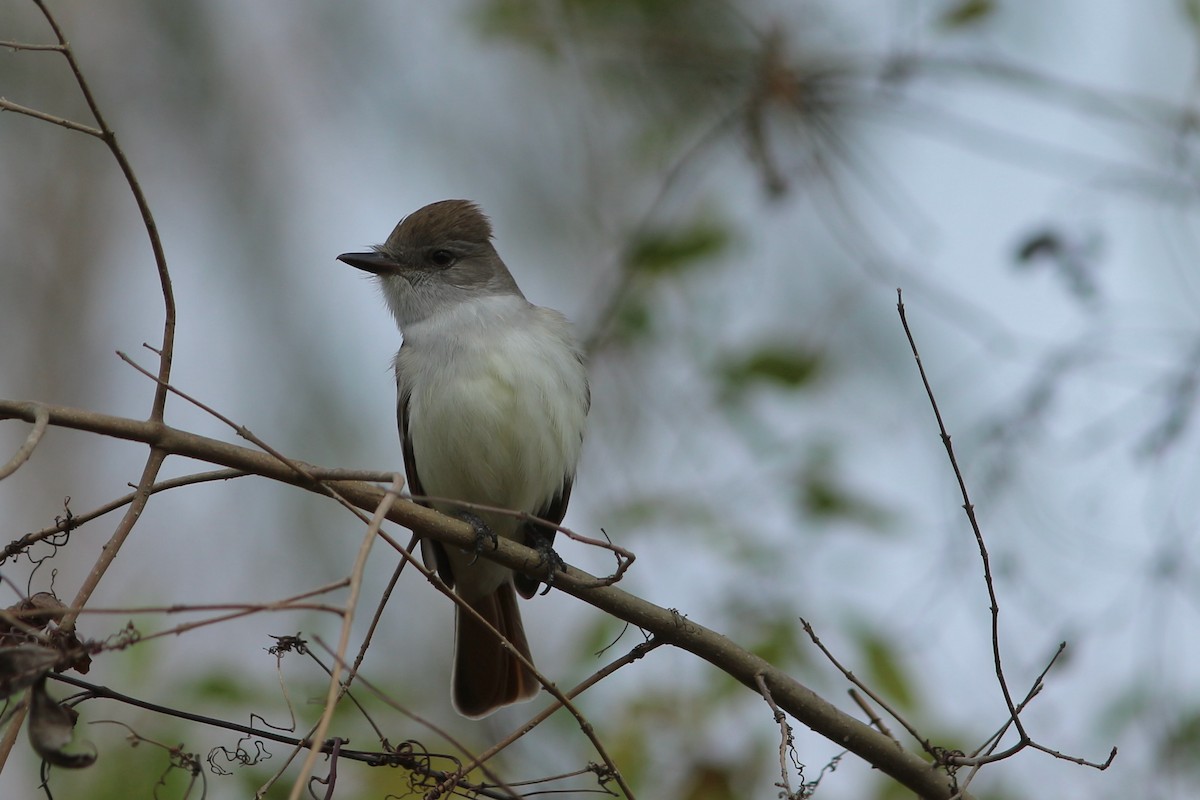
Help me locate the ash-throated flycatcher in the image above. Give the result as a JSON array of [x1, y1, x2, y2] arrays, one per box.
[[338, 200, 589, 718]]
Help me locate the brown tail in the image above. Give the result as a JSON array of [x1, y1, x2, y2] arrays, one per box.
[[453, 581, 539, 718]]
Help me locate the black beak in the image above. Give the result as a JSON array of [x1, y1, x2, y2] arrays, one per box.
[[337, 251, 403, 275]]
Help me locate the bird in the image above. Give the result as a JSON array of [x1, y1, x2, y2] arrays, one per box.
[[338, 200, 589, 717]]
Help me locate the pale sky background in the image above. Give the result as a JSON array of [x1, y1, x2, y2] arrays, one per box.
[[2, 1, 1199, 798]]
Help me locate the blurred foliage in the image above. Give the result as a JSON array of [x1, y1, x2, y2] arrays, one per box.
[[475, 0, 857, 198], [475, 0, 755, 137], [678, 762, 738, 800], [1184, 0, 1200, 33], [1162, 710, 1200, 775], [1011, 224, 1104, 304], [718, 344, 825, 394], [853, 624, 917, 713], [796, 444, 893, 532], [937, 0, 997, 29], [609, 294, 655, 344], [626, 220, 731, 277], [476, 0, 750, 98], [745, 613, 811, 673]]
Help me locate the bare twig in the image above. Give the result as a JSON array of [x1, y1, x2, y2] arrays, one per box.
[[66, 678, 519, 799], [800, 618, 930, 752], [465, 638, 664, 772], [0, 98, 103, 136], [340, 532, 420, 692], [47, 672, 422, 767], [307, 636, 520, 798], [0, 39, 64, 51], [756, 672, 799, 799], [286, 474, 401, 800], [965, 642, 1065, 765], [896, 289, 1025, 738], [897, 290, 1118, 785], [849, 688, 901, 749], [0, 403, 49, 480], [3, 467, 397, 562]]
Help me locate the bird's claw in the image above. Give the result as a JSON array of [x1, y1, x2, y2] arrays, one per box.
[[462, 512, 498, 565], [529, 532, 565, 595]]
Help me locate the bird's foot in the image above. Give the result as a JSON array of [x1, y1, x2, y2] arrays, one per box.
[[462, 512, 498, 566], [528, 530, 565, 595]]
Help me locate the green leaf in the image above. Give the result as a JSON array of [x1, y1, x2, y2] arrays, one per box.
[[188, 671, 259, 704], [795, 444, 893, 531], [747, 615, 808, 671], [611, 296, 654, 343], [679, 763, 738, 800], [1163, 710, 1200, 772], [719, 345, 823, 393], [1186, 0, 1200, 31], [626, 221, 730, 276], [937, 0, 996, 29], [799, 471, 891, 529]]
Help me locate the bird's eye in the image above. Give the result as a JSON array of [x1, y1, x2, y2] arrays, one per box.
[[429, 249, 456, 267]]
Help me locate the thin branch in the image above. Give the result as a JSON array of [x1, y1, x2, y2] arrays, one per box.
[[896, 292, 1117, 786], [756, 672, 798, 799], [1026, 741, 1116, 770], [801, 618, 931, 752], [0, 39, 64, 51], [340, 533, 419, 692], [0, 402, 49, 480], [46, 673, 414, 766], [465, 639, 665, 772], [287, 475, 399, 800], [64, 451, 167, 627], [0, 98, 101, 136], [896, 289, 1025, 738], [966, 642, 1065, 763], [116, 351, 389, 535], [0, 591, 346, 627], [849, 689, 901, 749], [3, 467, 398, 561], [135, 587, 350, 642], [26, 0, 178, 424], [60, 671, 522, 800], [307, 636, 521, 799]]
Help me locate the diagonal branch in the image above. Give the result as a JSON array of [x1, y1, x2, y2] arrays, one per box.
[[0, 397, 967, 800]]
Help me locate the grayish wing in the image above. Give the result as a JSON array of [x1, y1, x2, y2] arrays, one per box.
[[396, 350, 455, 588], [513, 477, 573, 599]]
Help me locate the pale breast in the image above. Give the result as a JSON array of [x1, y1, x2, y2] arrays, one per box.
[[398, 299, 588, 538]]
